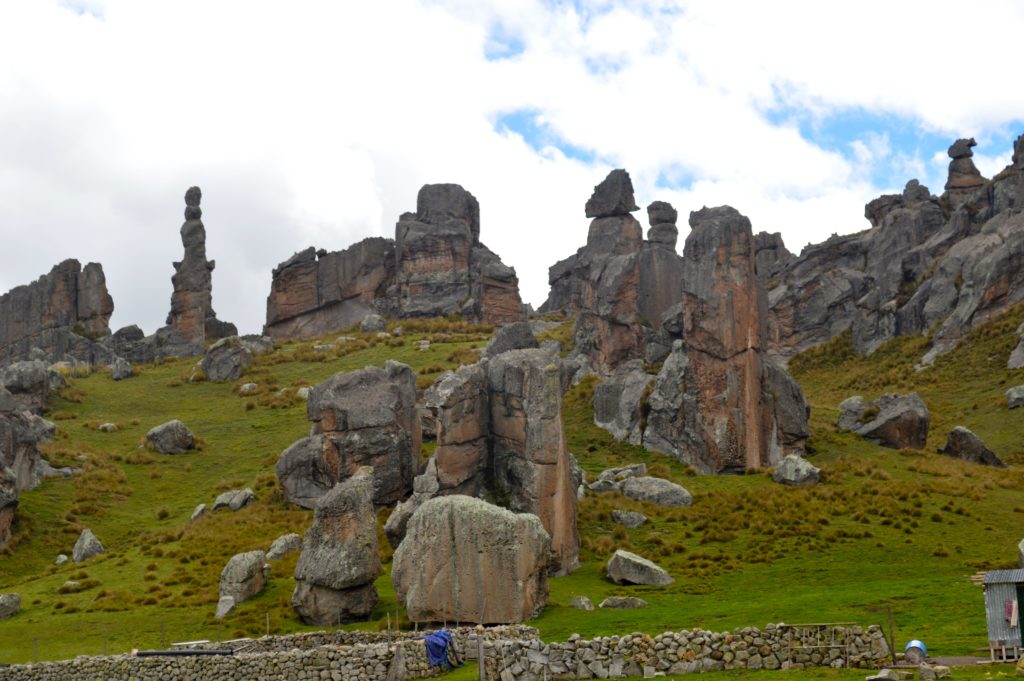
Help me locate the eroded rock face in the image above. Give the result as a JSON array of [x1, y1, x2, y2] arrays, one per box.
[[200, 336, 253, 382], [0, 260, 114, 367], [218, 550, 268, 614], [424, 364, 489, 497], [265, 184, 524, 339], [0, 463, 17, 549], [392, 495, 550, 624], [836, 393, 930, 449], [292, 468, 381, 625], [939, 426, 1005, 467], [158, 187, 236, 356], [487, 349, 580, 575]]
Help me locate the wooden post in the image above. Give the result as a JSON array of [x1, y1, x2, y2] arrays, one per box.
[[478, 637, 485, 681], [266, 611, 270, 637], [887, 606, 896, 666]]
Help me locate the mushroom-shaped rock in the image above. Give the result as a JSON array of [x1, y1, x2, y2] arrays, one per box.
[[599, 596, 648, 609], [483, 321, 538, 358], [72, 528, 105, 563], [939, 426, 1006, 467], [611, 510, 648, 529], [620, 476, 692, 507], [771, 455, 820, 486], [585, 169, 639, 218], [1006, 385, 1024, 409], [392, 495, 551, 624], [0, 593, 20, 620], [292, 468, 381, 625], [217, 550, 268, 617], [200, 336, 253, 382], [606, 549, 674, 586], [267, 533, 302, 560], [945, 138, 986, 191], [212, 488, 255, 512], [146, 419, 195, 454]]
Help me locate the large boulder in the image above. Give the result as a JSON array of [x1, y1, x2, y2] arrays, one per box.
[[585, 169, 639, 218], [1007, 385, 1024, 409], [292, 468, 381, 625], [392, 495, 550, 624], [0, 360, 64, 413], [0, 593, 20, 620], [424, 364, 490, 497], [109, 357, 132, 381], [0, 409, 57, 491], [606, 549, 674, 586], [772, 455, 820, 486], [0, 463, 16, 549], [487, 349, 580, 575], [939, 426, 1006, 467], [359, 313, 387, 333], [289, 361, 420, 506], [145, 419, 194, 454], [620, 476, 692, 507], [836, 393, 930, 449], [199, 336, 253, 382], [483, 322, 538, 358], [267, 533, 302, 561], [72, 528, 105, 563], [212, 488, 255, 512], [217, 550, 268, 618], [592, 362, 654, 444]]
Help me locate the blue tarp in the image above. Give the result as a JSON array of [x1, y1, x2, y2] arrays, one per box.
[[424, 631, 462, 671]]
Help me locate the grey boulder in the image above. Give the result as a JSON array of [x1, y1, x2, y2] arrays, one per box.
[[200, 336, 253, 382], [146, 419, 195, 454], [275, 435, 332, 510], [0, 593, 20, 620], [1006, 385, 1024, 409], [109, 357, 132, 381], [189, 503, 206, 523], [939, 426, 1006, 467], [212, 488, 255, 511], [217, 550, 268, 617], [72, 528, 105, 563], [772, 455, 820, 486], [267, 533, 302, 560], [599, 596, 648, 609], [483, 321, 538, 358], [837, 393, 929, 449], [611, 510, 648, 528], [359, 313, 387, 333], [569, 595, 594, 611], [606, 549, 674, 586], [620, 476, 692, 507]]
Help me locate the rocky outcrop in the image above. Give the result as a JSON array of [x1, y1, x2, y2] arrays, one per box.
[[766, 135, 1024, 364], [200, 336, 253, 382], [278, 361, 420, 508], [540, 171, 684, 370], [155, 187, 236, 356], [836, 393, 930, 449], [755, 232, 795, 283], [145, 419, 194, 454], [265, 184, 524, 339], [611, 510, 648, 528], [606, 549, 674, 586], [292, 468, 381, 625], [0, 259, 114, 367], [592, 362, 653, 445], [939, 426, 1005, 467], [392, 495, 550, 624], [217, 550, 268, 618], [72, 528, 105, 562], [483, 321, 538, 358], [423, 364, 489, 497], [0, 463, 16, 549], [1, 360, 64, 413]]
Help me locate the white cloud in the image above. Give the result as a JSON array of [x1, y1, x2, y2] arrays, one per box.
[[1, 0, 1022, 335]]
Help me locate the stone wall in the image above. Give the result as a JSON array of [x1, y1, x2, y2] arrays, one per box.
[[482, 624, 891, 680]]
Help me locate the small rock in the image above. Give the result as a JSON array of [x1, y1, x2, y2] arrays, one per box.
[[865, 670, 899, 681], [266, 533, 302, 560], [146, 419, 195, 454], [606, 549, 674, 586], [569, 595, 594, 611], [239, 383, 258, 395], [359, 313, 387, 333], [0, 593, 20, 620], [1006, 385, 1024, 409], [55, 554, 68, 565], [620, 476, 692, 507], [313, 344, 336, 352], [72, 528, 105, 563], [212, 488, 255, 512], [109, 357, 132, 381], [771, 454, 820, 486], [939, 426, 1006, 467], [98, 423, 118, 433], [611, 510, 648, 528], [218, 550, 268, 613], [376, 332, 391, 339], [190, 504, 206, 523], [599, 596, 648, 609], [215, 595, 236, 619], [296, 386, 311, 400], [918, 663, 936, 681]]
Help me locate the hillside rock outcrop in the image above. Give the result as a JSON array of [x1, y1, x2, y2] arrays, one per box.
[[0, 463, 16, 549], [292, 468, 381, 625], [265, 184, 524, 339], [0, 259, 114, 367], [836, 393, 930, 449], [541, 170, 684, 371], [765, 135, 1024, 364], [277, 361, 420, 508], [0, 380, 57, 492], [939, 426, 1005, 467], [392, 495, 551, 624]]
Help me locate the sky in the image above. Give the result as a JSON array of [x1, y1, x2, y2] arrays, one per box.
[[1, 0, 1023, 336]]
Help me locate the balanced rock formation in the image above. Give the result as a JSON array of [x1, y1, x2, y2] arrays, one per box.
[[292, 468, 381, 625], [0, 259, 114, 367], [392, 495, 551, 624], [939, 426, 1005, 467], [264, 184, 524, 339], [766, 134, 1024, 364], [277, 361, 419, 508], [0, 463, 16, 549], [542, 171, 684, 371], [836, 393, 930, 449], [154, 187, 236, 355]]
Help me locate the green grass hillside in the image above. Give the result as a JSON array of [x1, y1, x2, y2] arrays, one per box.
[[1, 309, 1022, 665]]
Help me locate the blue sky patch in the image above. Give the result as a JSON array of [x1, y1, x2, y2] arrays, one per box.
[[484, 24, 525, 61], [495, 109, 598, 163]]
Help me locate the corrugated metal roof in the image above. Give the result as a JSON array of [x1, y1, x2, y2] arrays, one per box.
[[984, 569, 1024, 585]]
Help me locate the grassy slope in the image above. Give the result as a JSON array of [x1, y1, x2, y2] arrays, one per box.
[[1, 309, 1023, 665]]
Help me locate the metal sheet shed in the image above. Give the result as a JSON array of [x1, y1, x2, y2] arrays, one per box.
[[983, 569, 1024, 660]]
